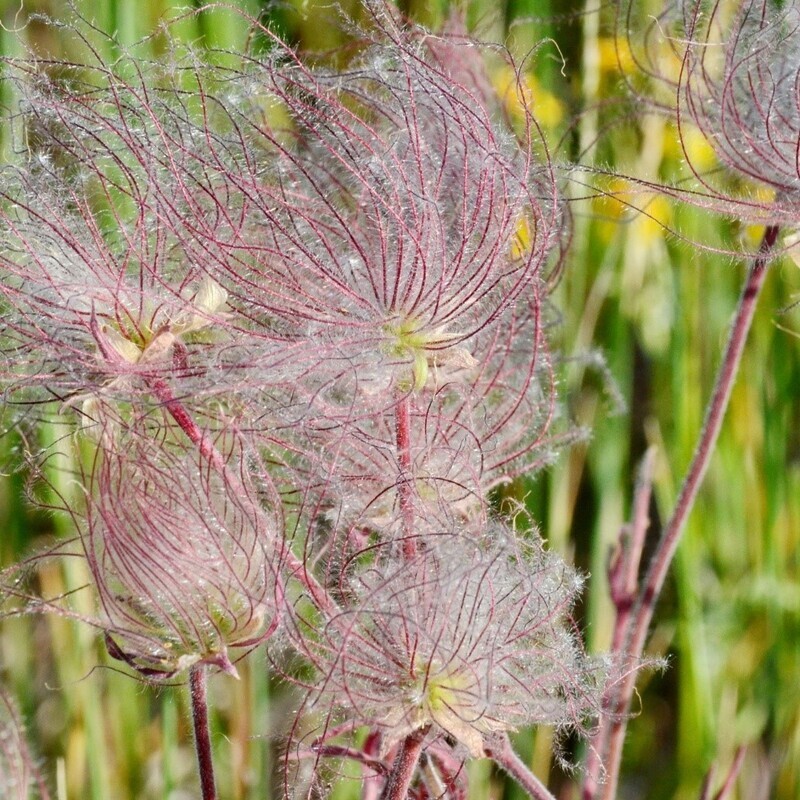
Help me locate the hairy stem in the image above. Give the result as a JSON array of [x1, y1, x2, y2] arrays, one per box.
[[394, 395, 417, 560], [379, 727, 429, 800], [587, 225, 779, 800], [486, 734, 557, 800], [583, 448, 656, 795], [148, 377, 228, 473], [190, 665, 217, 800]]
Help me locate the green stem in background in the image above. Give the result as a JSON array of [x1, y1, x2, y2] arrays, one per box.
[[161, 692, 178, 798], [585, 225, 780, 800], [485, 734, 558, 800], [379, 726, 429, 800], [190, 665, 217, 800]]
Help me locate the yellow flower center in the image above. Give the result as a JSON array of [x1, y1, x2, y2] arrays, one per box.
[[382, 316, 475, 392]]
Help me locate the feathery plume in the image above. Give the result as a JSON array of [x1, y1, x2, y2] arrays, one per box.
[[291, 529, 603, 763], [679, 0, 800, 221], [77, 436, 283, 680]]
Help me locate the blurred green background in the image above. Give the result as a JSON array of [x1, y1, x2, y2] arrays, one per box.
[[1, 0, 799, 798]]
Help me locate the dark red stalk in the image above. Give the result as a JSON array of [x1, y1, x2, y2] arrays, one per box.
[[148, 376, 229, 474], [190, 665, 217, 800], [379, 726, 429, 800], [585, 224, 779, 800], [394, 395, 416, 560]]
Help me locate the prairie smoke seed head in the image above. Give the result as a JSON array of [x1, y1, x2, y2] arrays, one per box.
[[202, 11, 563, 413], [680, 0, 800, 220], [299, 529, 602, 759], [284, 295, 563, 559], [81, 439, 283, 681], [0, 45, 285, 438]]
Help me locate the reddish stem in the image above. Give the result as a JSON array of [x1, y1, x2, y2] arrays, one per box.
[[699, 747, 746, 800], [36, 772, 53, 800], [379, 727, 429, 800], [583, 448, 656, 795], [395, 395, 416, 560], [586, 225, 779, 800], [610, 447, 657, 656], [190, 665, 217, 800], [299, 744, 388, 775], [148, 377, 228, 472], [485, 734, 557, 800]]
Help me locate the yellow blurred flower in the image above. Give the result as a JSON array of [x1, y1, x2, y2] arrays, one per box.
[[632, 194, 673, 245], [493, 65, 564, 129], [510, 214, 533, 261], [597, 36, 635, 75], [664, 123, 718, 172], [743, 186, 778, 246]]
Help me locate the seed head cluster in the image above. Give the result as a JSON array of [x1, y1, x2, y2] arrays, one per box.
[[0, 4, 605, 794]]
